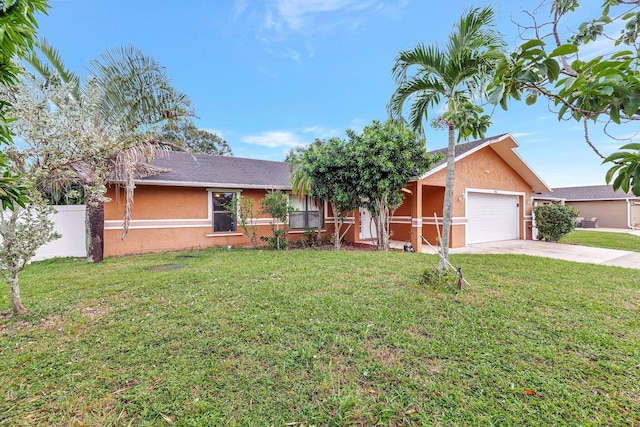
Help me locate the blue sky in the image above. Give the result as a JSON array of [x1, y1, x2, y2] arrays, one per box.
[[34, 0, 637, 188]]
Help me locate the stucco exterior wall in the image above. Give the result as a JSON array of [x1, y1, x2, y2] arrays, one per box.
[[568, 200, 630, 229], [104, 185, 291, 256], [391, 145, 534, 249]]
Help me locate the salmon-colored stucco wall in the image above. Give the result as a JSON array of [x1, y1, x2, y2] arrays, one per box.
[[390, 145, 535, 249], [104, 185, 289, 257], [105, 186, 207, 220]]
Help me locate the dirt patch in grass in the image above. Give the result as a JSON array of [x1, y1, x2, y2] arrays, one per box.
[[371, 348, 403, 367], [79, 304, 109, 318], [0, 316, 31, 335], [148, 263, 189, 271]]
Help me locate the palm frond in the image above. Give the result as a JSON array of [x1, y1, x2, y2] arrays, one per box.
[[389, 6, 504, 134], [26, 38, 81, 100], [110, 139, 174, 239], [90, 46, 193, 134]]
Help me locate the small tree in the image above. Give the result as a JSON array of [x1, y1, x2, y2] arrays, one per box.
[[260, 190, 293, 250], [0, 191, 59, 315], [301, 138, 359, 250], [349, 120, 438, 251], [224, 195, 259, 247], [534, 203, 580, 242]]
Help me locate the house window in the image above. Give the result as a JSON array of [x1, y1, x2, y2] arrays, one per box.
[[289, 195, 321, 229], [212, 192, 236, 232]]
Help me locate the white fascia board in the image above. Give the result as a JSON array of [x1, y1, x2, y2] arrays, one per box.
[[133, 179, 292, 190]]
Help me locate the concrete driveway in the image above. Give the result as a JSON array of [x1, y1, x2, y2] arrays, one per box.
[[447, 239, 640, 269]]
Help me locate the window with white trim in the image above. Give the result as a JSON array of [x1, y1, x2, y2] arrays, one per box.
[[211, 192, 237, 232], [289, 195, 321, 229]]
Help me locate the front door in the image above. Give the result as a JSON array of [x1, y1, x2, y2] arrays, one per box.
[[359, 208, 377, 240]]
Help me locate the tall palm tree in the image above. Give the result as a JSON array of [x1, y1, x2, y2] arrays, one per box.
[[24, 40, 192, 262], [388, 6, 503, 268]]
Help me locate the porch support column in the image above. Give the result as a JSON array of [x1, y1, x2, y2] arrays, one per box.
[[411, 181, 423, 252]]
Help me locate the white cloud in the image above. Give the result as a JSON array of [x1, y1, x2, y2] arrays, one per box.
[[276, 0, 370, 30], [302, 125, 341, 139], [232, 0, 249, 18], [242, 131, 309, 148]]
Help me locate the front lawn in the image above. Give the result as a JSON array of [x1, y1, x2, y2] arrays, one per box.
[[1, 249, 639, 426], [560, 229, 640, 252]]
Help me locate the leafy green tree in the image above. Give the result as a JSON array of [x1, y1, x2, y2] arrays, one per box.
[[0, 0, 49, 209], [534, 203, 580, 242], [260, 190, 293, 250], [389, 7, 504, 264], [349, 120, 437, 251], [159, 119, 232, 155], [10, 41, 192, 262], [299, 137, 359, 249], [489, 0, 640, 195], [604, 143, 640, 195]]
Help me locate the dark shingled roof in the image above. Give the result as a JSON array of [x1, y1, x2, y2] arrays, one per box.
[[427, 134, 509, 167], [137, 133, 523, 189], [537, 185, 639, 201], [139, 151, 292, 189]]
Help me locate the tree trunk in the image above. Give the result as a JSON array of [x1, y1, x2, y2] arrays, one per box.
[[10, 270, 28, 315], [332, 208, 342, 249], [375, 198, 389, 252], [439, 125, 456, 270], [86, 201, 104, 263]]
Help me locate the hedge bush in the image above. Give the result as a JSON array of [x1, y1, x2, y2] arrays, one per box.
[[534, 203, 580, 242]]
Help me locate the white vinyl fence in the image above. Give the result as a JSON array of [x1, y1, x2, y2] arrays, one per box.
[[33, 205, 87, 261]]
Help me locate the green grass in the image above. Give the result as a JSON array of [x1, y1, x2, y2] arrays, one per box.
[[1, 248, 639, 426], [560, 229, 640, 252]]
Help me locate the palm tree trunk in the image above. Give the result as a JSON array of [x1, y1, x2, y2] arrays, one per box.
[[86, 200, 104, 263], [439, 124, 456, 270], [10, 269, 28, 315]]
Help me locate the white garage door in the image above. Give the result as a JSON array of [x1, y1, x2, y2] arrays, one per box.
[[467, 193, 519, 245]]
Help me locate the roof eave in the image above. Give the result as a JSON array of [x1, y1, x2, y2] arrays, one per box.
[[131, 179, 292, 190]]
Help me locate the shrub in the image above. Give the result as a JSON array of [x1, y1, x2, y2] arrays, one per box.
[[296, 226, 320, 248], [534, 203, 580, 242], [259, 190, 293, 250]]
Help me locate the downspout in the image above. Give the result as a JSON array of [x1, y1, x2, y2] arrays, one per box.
[[628, 199, 639, 230]]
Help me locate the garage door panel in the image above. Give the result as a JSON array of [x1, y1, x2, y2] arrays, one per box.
[[467, 193, 519, 245]]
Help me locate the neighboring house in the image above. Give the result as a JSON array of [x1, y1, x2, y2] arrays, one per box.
[[103, 133, 550, 256], [535, 185, 640, 230]]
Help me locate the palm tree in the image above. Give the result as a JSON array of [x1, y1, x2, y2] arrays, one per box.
[[286, 139, 324, 244], [24, 40, 192, 262], [388, 6, 503, 269]]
